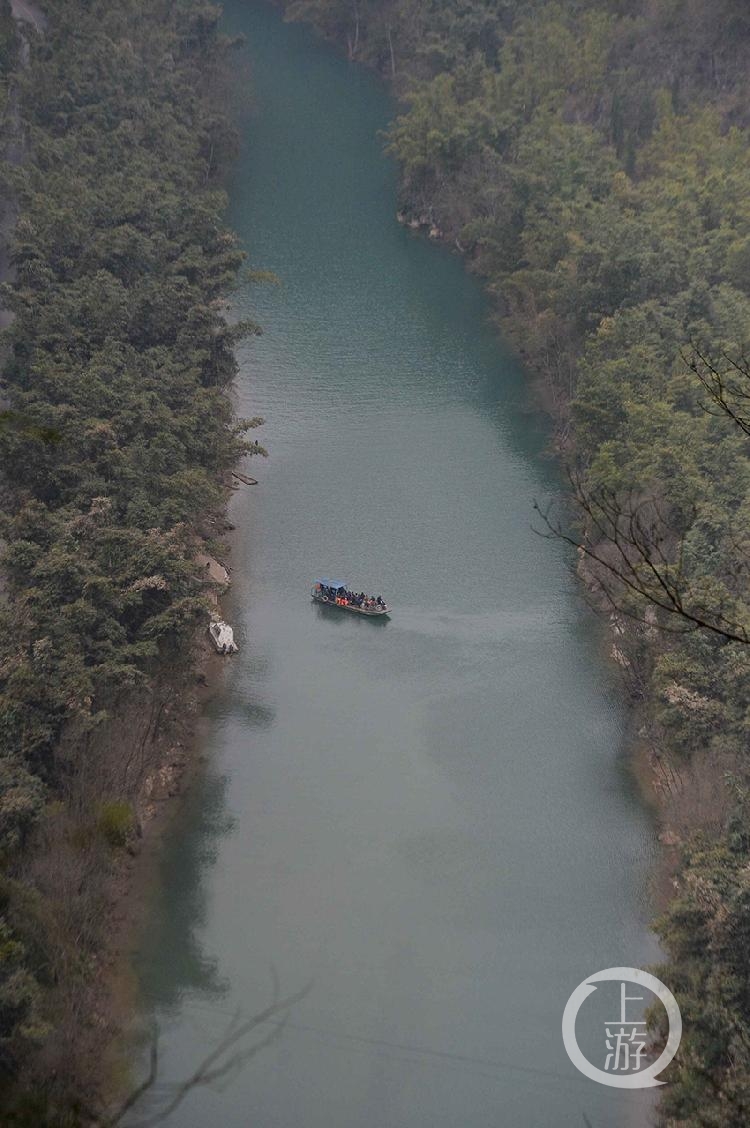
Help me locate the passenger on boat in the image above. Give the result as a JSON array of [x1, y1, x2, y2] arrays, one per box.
[[318, 583, 383, 608]]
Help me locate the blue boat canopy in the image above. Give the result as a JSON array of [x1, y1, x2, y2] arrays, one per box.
[[316, 578, 346, 589]]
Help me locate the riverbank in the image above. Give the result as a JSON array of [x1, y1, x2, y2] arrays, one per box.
[[0, 0, 263, 1118], [49, 531, 251, 1116], [89, 631, 232, 1104]]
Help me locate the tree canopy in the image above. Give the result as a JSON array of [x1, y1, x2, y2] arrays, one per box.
[[0, 0, 261, 1116]]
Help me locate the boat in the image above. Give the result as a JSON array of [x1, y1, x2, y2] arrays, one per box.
[[311, 579, 390, 616], [208, 618, 238, 654]]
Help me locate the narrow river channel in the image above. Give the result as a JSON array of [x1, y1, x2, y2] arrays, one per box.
[[133, 3, 659, 1125]]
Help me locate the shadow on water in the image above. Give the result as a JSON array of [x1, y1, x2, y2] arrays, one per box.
[[313, 601, 391, 627], [134, 762, 237, 1012], [233, 697, 278, 729]]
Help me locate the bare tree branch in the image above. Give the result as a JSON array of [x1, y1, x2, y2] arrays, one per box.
[[685, 345, 750, 436], [534, 468, 750, 646], [105, 980, 311, 1128]]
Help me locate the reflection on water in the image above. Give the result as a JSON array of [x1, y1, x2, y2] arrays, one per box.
[[135, 761, 237, 1012]]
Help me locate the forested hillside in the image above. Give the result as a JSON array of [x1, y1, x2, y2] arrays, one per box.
[[281, 1, 750, 1122], [0, 0, 257, 1119]]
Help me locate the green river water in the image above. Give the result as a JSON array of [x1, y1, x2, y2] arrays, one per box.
[[133, 3, 660, 1124]]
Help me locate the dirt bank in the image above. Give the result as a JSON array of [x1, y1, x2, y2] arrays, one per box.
[[91, 631, 233, 1109]]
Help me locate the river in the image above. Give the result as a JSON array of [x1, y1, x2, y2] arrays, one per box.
[[133, 3, 659, 1125]]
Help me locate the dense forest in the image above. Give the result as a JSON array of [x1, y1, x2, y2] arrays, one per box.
[[0, 0, 258, 1119], [3, 0, 750, 1121], [280, 1, 750, 1123]]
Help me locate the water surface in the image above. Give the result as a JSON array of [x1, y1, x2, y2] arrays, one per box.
[[134, 3, 658, 1124]]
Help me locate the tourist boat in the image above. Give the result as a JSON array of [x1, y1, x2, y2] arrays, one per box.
[[208, 618, 238, 654], [311, 579, 390, 616]]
